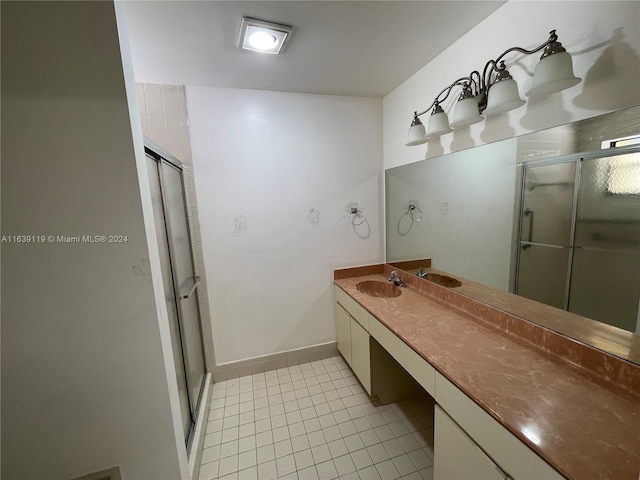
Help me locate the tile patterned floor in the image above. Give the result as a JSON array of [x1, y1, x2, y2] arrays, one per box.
[[199, 355, 435, 480]]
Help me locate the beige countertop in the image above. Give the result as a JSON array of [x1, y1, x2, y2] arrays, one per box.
[[334, 268, 640, 480]]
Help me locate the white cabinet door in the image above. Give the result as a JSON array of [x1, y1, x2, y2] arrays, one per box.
[[336, 303, 352, 366], [350, 317, 371, 394], [434, 406, 508, 480]]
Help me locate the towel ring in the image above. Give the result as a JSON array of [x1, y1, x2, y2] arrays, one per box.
[[349, 207, 366, 226], [408, 204, 423, 222]]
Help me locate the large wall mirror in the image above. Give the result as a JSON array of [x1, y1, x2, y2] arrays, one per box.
[[386, 106, 640, 364]]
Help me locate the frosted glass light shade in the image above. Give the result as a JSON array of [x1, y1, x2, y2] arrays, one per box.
[[526, 51, 581, 97], [427, 111, 452, 138], [484, 78, 526, 116], [406, 122, 428, 146], [450, 97, 483, 129]]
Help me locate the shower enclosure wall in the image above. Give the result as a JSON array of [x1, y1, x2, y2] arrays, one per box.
[[145, 141, 207, 452], [515, 144, 640, 333]]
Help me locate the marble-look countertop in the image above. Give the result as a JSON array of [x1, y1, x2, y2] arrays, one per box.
[[335, 273, 640, 480]]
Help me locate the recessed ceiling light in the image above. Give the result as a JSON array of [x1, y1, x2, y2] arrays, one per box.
[[238, 17, 292, 55]]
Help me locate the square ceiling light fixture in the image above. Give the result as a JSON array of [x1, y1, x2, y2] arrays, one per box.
[[238, 17, 293, 55]]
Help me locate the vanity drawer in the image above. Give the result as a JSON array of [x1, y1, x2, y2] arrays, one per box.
[[335, 285, 371, 331], [368, 315, 436, 397]]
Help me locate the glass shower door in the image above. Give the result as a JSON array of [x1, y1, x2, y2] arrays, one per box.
[[515, 150, 640, 332], [160, 161, 206, 414], [568, 153, 640, 331], [146, 154, 192, 441], [516, 162, 576, 309], [146, 146, 206, 451]]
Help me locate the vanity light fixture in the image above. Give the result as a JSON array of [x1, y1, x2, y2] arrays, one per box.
[[406, 30, 581, 146], [238, 17, 293, 55]]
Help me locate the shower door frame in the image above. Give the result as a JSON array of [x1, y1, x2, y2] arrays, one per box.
[[513, 143, 640, 312], [145, 140, 208, 453]]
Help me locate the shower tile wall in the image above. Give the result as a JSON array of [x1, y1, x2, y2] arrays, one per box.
[[137, 83, 216, 371], [516, 124, 577, 163]]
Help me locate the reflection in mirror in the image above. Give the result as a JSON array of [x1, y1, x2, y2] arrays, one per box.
[[386, 106, 640, 364]]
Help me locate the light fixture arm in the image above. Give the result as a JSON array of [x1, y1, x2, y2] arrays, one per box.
[[415, 75, 480, 117], [481, 30, 560, 94], [416, 30, 563, 117]]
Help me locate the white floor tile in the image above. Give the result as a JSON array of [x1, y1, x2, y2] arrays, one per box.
[[357, 428, 380, 448], [408, 449, 432, 470], [200, 460, 219, 480], [375, 459, 400, 480], [338, 420, 357, 438], [256, 430, 274, 447], [256, 444, 275, 464], [398, 433, 420, 453], [328, 438, 349, 459], [237, 466, 258, 480], [257, 460, 277, 480], [285, 421, 304, 439], [307, 429, 326, 448], [311, 443, 332, 464], [276, 454, 297, 476], [316, 459, 338, 480], [218, 455, 239, 477], [383, 438, 404, 458], [392, 454, 417, 476], [239, 422, 256, 439], [334, 454, 357, 476], [238, 449, 257, 470], [295, 448, 315, 470], [202, 445, 221, 464], [343, 433, 365, 453], [357, 465, 381, 480], [275, 439, 293, 458], [239, 435, 256, 454], [220, 440, 239, 459], [298, 465, 319, 480], [340, 470, 360, 480], [419, 466, 434, 480], [366, 443, 389, 464], [202, 356, 435, 480], [280, 471, 298, 480], [322, 426, 342, 443], [292, 433, 311, 453], [350, 448, 373, 470]]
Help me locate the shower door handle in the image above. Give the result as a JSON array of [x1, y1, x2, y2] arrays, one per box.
[[180, 276, 200, 299], [522, 208, 534, 249]]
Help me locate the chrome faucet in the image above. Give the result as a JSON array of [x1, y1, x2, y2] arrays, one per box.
[[388, 270, 406, 288], [417, 268, 428, 278]]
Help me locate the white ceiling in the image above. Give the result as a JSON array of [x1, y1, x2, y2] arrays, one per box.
[[124, 1, 506, 98]]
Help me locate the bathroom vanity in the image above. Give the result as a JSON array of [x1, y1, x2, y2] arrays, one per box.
[[334, 264, 640, 480]]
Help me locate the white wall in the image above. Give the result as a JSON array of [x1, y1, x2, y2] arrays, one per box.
[[384, 1, 640, 170], [187, 87, 383, 365], [2, 2, 187, 478]]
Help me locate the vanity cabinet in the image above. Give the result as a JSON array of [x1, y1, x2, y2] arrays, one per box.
[[335, 287, 372, 394], [335, 280, 565, 480], [350, 316, 371, 393], [336, 303, 352, 365], [435, 373, 563, 480], [434, 405, 509, 480]]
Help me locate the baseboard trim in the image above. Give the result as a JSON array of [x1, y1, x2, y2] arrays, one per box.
[[213, 342, 339, 382]]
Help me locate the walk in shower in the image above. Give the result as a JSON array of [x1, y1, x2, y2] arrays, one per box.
[[515, 143, 640, 333], [145, 141, 207, 451]]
